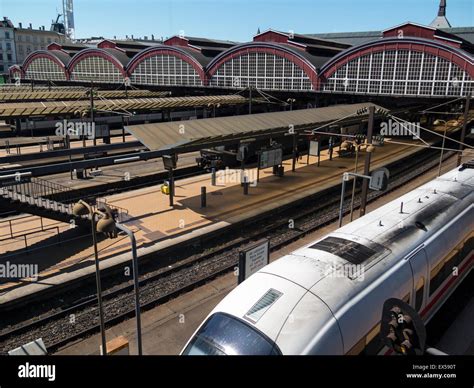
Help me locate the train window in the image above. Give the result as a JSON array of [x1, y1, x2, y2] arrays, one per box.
[[429, 235, 473, 296], [182, 312, 281, 355], [429, 250, 458, 296], [415, 277, 424, 312], [346, 322, 384, 355], [364, 322, 384, 355], [346, 337, 365, 355]]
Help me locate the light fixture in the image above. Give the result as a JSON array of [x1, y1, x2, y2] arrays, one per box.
[[72, 201, 90, 216], [340, 141, 350, 150], [96, 216, 116, 234]]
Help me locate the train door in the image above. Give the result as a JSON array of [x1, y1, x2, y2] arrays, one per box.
[[407, 248, 428, 314]]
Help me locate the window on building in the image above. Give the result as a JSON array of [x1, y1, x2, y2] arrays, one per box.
[[0, 65, 4, 71], [47, 38, 52, 44], [6, 42, 11, 50], [5, 31, 10, 39], [7, 53, 12, 61], [0, 53, 3, 60]]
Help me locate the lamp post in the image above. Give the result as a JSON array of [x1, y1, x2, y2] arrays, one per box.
[[434, 119, 447, 177], [72, 200, 107, 355], [287, 98, 296, 111], [359, 106, 375, 217], [457, 95, 470, 166], [96, 207, 143, 356], [341, 140, 361, 222]]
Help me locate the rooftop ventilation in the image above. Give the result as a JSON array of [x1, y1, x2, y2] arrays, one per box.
[[244, 289, 282, 323], [309, 236, 381, 265]]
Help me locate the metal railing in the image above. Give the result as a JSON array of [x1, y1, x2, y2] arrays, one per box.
[[0, 225, 61, 254], [0, 177, 129, 222], [0, 214, 62, 239]]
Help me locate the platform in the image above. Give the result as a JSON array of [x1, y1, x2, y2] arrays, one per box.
[[0, 139, 423, 306]]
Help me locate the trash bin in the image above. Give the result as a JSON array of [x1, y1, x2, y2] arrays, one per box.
[[161, 184, 170, 195], [76, 169, 86, 179]]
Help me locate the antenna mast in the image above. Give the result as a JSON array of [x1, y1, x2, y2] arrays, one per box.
[[62, 0, 75, 40]]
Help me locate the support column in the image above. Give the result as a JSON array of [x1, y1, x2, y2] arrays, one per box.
[[457, 95, 470, 166], [359, 106, 375, 217]]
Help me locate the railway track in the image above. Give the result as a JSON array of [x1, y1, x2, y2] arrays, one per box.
[[0, 148, 454, 354]]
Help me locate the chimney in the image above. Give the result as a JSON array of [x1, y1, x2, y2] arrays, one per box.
[[125, 35, 129, 39], [131, 34, 134, 39], [18, 22, 22, 28], [114, 35, 117, 39], [151, 34, 154, 41], [144, 36, 148, 40], [29, 23, 32, 29], [42, 25, 45, 30]]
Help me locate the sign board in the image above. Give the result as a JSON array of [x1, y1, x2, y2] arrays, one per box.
[[237, 144, 249, 162], [259, 148, 283, 169], [369, 168, 389, 191], [162, 154, 178, 170], [94, 124, 110, 139], [238, 239, 270, 284], [309, 140, 320, 157]]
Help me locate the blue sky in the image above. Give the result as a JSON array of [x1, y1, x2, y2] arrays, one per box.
[[1, 0, 473, 41]]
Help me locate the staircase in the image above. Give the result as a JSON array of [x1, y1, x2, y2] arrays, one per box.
[[0, 177, 127, 227]]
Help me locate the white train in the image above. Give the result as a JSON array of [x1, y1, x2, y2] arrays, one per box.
[[181, 163, 474, 355]]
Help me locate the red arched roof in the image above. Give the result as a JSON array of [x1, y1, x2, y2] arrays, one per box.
[[67, 48, 128, 77], [318, 37, 474, 87], [22, 51, 69, 79], [206, 42, 319, 88]]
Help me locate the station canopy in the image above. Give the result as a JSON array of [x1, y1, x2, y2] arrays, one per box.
[[0, 95, 247, 118], [125, 102, 383, 152], [0, 89, 171, 101]]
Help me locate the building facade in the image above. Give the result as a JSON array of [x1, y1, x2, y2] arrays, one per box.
[[0, 17, 16, 76], [0, 17, 68, 77], [15, 23, 68, 65]]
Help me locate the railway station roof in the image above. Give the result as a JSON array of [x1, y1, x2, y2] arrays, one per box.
[[125, 102, 383, 152], [0, 95, 247, 118]]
